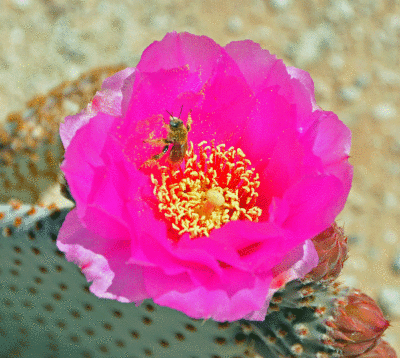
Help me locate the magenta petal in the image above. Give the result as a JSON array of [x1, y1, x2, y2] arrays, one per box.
[[137, 32, 222, 78], [155, 275, 271, 322], [287, 66, 319, 112], [57, 210, 125, 301], [280, 175, 345, 238], [60, 68, 135, 149], [224, 40, 283, 94], [271, 239, 319, 285], [60, 110, 97, 150], [62, 113, 116, 214]]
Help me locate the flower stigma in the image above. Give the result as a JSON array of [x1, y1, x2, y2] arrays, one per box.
[[150, 141, 262, 238]]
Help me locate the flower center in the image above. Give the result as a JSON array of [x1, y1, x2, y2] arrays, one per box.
[[150, 141, 262, 238]]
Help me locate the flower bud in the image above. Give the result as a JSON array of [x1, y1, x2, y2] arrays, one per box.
[[328, 289, 390, 357], [356, 339, 397, 358], [306, 222, 348, 282]]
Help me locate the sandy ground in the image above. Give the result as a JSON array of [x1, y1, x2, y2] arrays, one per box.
[[1, 0, 400, 354]]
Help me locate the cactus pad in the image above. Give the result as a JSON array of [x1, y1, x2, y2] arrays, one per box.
[[240, 279, 346, 357], [0, 203, 253, 358]]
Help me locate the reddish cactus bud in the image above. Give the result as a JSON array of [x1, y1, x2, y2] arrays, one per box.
[[306, 222, 348, 282], [329, 289, 390, 357], [356, 339, 397, 358]]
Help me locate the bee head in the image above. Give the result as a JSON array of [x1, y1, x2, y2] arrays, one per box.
[[169, 116, 183, 130]]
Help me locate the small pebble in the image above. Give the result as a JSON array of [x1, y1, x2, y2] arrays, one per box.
[[354, 73, 371, 88], [335, 0, 354, 19], [383, 191, 398, 208], [314, 78, 332, 101], [62, 100, 80, 116], [339, 86, 361, 103], [329, 54, 345, 71], [384, 230, 398, 245], [11, 0, 31, 8], [367, 246, 381, 261], [10, 28, 25, 45], [347, 256, 367, 272], [150, 14, 170, 31], [294, 24, 334, 67], [227, 16, 243, 34], [378, 287, 400, 319], [376, 66, 400, 86], [340, 275, 359, 287], [270, 0, 292, 11], [372, 103, 397, 121], [392, 253, 400, 275]]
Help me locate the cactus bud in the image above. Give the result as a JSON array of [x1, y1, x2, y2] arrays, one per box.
[[355, 339, 397, 358], [328, 289, 390, 357], [307, 222, 348, 282]]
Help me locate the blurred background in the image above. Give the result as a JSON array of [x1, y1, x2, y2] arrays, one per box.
[[0, 0, 399, 353]]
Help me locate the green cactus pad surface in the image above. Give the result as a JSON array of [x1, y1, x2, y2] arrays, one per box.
[[0, 203, 253, 358], [240, 279, 346, 358]]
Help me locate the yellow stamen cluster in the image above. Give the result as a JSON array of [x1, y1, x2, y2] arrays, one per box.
[[151, 141, 262, 238]]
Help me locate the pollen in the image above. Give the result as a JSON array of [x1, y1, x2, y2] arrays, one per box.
[[151, 141, 262, 238]]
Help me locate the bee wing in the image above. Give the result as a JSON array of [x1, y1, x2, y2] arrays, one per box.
[[122, 114, 168, 168]]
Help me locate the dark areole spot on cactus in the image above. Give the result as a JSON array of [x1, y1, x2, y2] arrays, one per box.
[[159, 339, 170, 347], [55, 249, 64, 257], [39, 266, 48, 273], [185, 323, 197, 332], [103, 322, 112, 330], [52, 293, 62, 301], [99, 344, 108, 353], [70, 335, 80, 343], [28, 287, 37, 294], [55, 265, 63, 272], [130, 330, 140, 339], [35, 221, 43, 231], [34, 316, 45, 325], [83, 303, 93, 311], [214, 337, 226, 345], [43, 304, 54, 312], [115, 339, 125, 347], [56, 321, 66, 329], [70, 310, 81, 318], [175, 332, 185, 341], [3, 227, 12, 236], [84, 328, 95, 336], [217, 322, 230, 329], [145, 303, 155, 312], [112, 309, 123, 318], [3, 299, 13, 307], [142, 316, 152, 325]]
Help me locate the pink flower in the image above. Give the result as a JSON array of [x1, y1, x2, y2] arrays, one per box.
[[57, 32, 353, 322]]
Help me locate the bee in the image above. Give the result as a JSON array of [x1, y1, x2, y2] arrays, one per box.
[[141, 107, 192, 168]]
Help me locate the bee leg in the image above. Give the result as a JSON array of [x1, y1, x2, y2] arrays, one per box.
[[141, 145, 170, 168], [144, 138, 172, 147]]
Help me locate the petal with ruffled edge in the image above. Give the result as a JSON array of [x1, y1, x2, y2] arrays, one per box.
[[60, 68, 135, 149]]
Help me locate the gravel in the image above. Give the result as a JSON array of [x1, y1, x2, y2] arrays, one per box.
[[378, 287, 400, 319], [372, 102, 398, 121]]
